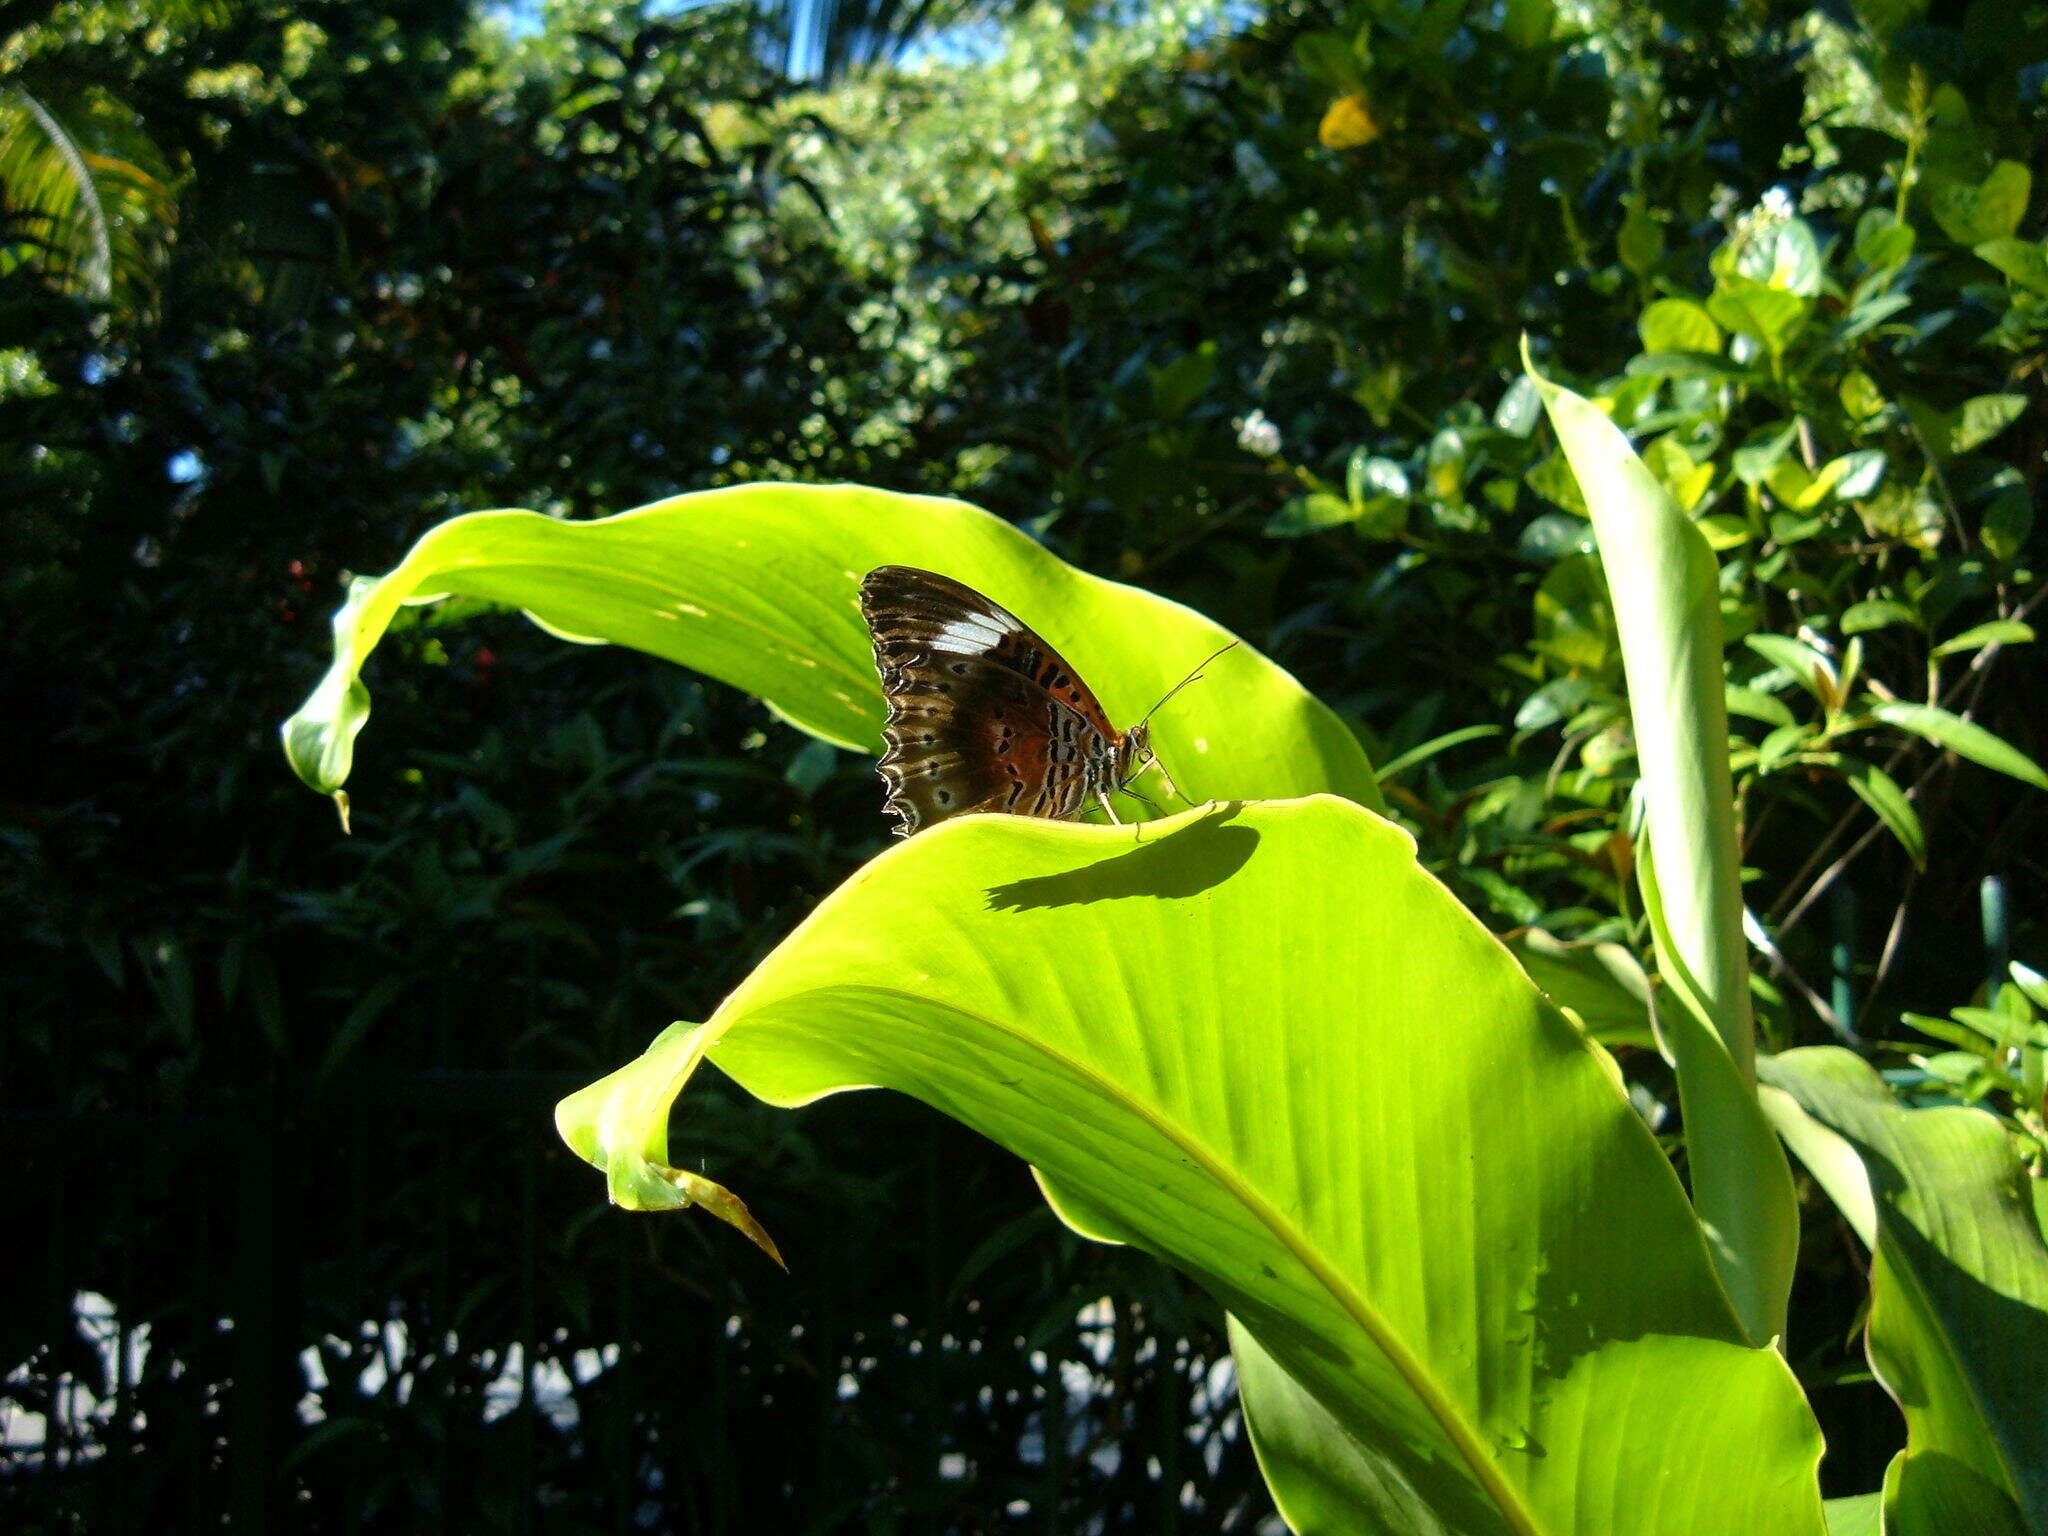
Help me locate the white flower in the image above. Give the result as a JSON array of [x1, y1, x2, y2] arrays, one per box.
[[1236, 409, 1282, 457]]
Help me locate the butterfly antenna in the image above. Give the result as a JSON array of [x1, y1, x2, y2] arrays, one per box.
[[1137, 640, 1239, 728]]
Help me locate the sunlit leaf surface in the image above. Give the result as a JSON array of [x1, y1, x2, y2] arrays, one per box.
[[282, 484, 1381, 817], [1762, 1048, 2048, 1536], [563, 797, 1826, 1535]]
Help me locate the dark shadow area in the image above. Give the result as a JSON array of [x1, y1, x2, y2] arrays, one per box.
[[1855, 1135, 2048, 1518], [984, 803, 1258, 911]]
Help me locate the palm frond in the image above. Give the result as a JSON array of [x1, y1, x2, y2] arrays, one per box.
[[0, 81, 179, 309]]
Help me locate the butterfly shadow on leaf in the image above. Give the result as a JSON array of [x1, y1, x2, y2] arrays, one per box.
[[983, 803, 1258, 913]]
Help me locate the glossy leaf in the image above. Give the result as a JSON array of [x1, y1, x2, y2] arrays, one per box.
[[1975, 238, 2048, 297], [1372, 724, 1500, 784], [1930, 621, 2033, 659], [1822, 1493, 1881, 1536], [281, 484, 1383, 815], [562, 797, 1827, 1534], [1842, 760, 1926, 870], [1526, 348, 1799, 1348], [1637, 297, 1721, 355], [1871, 702, 2048, 793], [1747, 633, 1838, 706], [1841, 600, 1915, 636], [1707, 276, 1809, 357], [1760, 1048, 2048, 1536], [1506, 930, 1656, 1048]]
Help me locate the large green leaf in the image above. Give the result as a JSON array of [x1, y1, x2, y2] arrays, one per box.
[[1760, 1048, 2048, 1536], [282, 484, 1381, 816], [1525, 349, 1799, 1348], [561, 797, 1826, 1534]]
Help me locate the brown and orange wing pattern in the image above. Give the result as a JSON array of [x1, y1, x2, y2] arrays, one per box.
[[859, 566, 1117, 836], [860, 567, 1115, 726]]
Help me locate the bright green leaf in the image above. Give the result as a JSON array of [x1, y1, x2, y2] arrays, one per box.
[[1525, 452, 1588, 514], [1931, 621, 2033, 658], [1708, 276, 1810, 356], [1526, 345, 1799, 1348], [1842, 599, 1916, 635], [1270, 491, 1363, 537], [562, 798, 1828, 1535], [1349, 452, 1411, 503], [1426, 426, 1466, 498], [1733, 217, 1822, 297], [1853, 209, 1915, 270], [1507, 928, 1656, 1048], [1842, 759, 1926, 869], [1949, 394, 2027, 455], [1857, 484, 1945, 551], [1871, 702, 2048, 792], [1839, 371, 1887, 422], [1372, 723, 1499, 782], [1698, 513, 1751, 550], [1726, 685, 1796, 728], [1638, 297, 1722, 355], [1732, 422, 1799, 487], [280, 485, 1383, 815], [1494, 376, 1542, 437], [1827, 450, 1887, 503], [1761, 1049, 2048, 1536], [2009, 963, 2048, 1013], [1756, 721, 1812, 774], [1747, 633, 1837, 702], [1975, 238, 2048, 296], [1822, 1492, 1882, 1536]]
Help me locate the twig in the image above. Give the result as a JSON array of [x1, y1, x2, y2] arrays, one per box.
[[1751, 921, 1862, 1048], [1777, 758, 1945, 939], [1764, 581, 2041, 929], [1857, 867, 1918, 1029]]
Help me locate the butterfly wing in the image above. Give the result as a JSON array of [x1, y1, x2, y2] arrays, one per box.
[[860, 566, 1116, 728], [860, 566, 1118, 835]]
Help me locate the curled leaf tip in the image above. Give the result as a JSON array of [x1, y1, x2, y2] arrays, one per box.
[[332, 789, 352, 835], [682, 1174, 787, 1270]]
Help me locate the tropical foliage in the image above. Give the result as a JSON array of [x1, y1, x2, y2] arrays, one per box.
[[7, 0, 2045, 1529]]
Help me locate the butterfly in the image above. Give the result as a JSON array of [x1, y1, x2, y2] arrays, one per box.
[[858, 565, 1232, 837]]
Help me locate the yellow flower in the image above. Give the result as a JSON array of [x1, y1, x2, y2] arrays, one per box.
[[1318, 94, 1379, 150]]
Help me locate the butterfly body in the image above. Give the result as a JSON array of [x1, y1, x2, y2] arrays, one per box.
[[859, 566, 1157, 837]]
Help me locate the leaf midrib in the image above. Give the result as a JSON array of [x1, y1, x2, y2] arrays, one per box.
[[731, 979, 1549, 1536]]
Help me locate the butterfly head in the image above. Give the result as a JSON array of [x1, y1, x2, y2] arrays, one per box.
[[1115, 721, 1155, 784]]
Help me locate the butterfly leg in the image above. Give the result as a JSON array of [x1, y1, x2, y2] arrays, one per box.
[[1154, 761, 1194, 807], [1096, 790, 1123, 826], [1117, 785, 1164, 816]]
